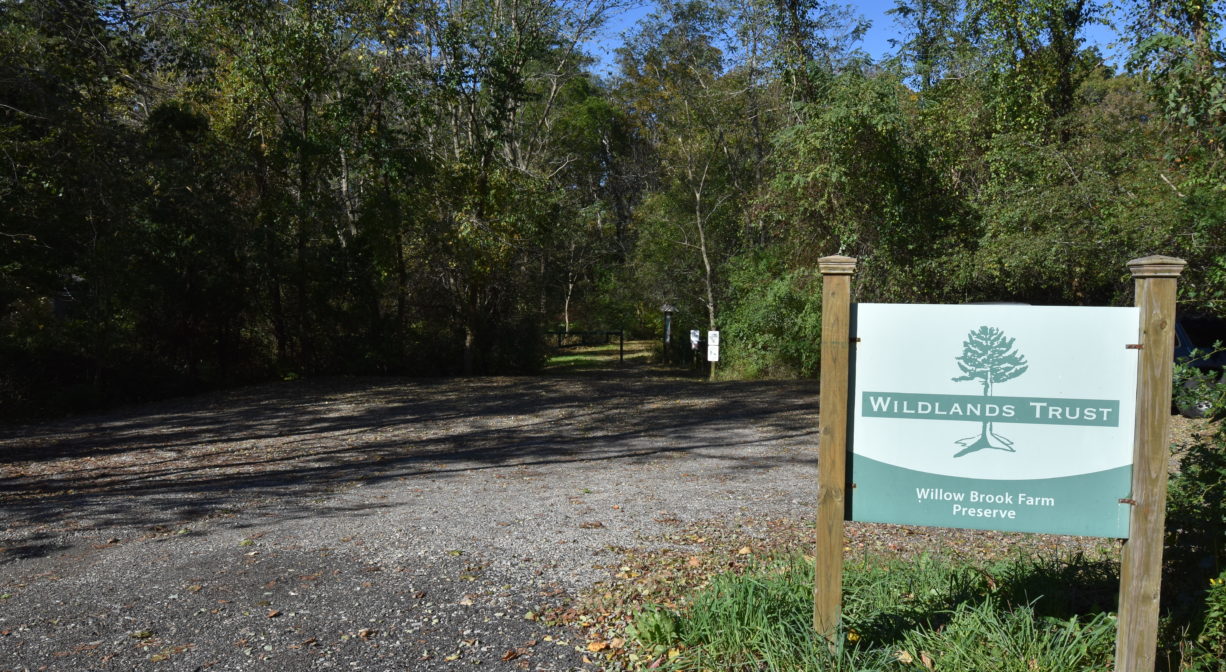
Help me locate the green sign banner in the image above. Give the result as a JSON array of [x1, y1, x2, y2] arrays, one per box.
[[861, 392, 1121, 427], [852, 455, 1133, 537], [850, 304, 1139, 538]]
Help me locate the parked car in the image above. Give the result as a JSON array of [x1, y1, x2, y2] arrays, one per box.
[[1173, 314, 1226, 418]]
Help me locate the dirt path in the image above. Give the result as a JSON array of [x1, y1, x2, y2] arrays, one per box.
[[0, 357, 821, 671]]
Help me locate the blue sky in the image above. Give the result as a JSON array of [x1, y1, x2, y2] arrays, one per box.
[[588, 1, 1124, 75]]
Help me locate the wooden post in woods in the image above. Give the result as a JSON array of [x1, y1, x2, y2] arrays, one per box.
[[814, 255, 856, 639], [1116, 255, 1185, 672]]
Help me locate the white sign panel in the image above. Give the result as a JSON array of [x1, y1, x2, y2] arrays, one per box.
[[707, 345, 719, 362], [850, 303, 1139, 538], [708, 330, 720, 346]]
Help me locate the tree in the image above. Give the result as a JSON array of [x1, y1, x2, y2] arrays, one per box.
[[617, 0, 761, 337], [951, 326, 1029, 456]]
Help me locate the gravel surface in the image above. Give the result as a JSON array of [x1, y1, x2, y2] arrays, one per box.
[[1, 361, 820, 671]]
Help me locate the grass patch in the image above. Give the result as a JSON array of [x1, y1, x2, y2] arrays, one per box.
[[546, 352, 607, 368], [544, 340, 653, 371], [618, 553, 1123, 671]]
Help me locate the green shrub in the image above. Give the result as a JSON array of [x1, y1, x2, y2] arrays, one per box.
[[1165, 424, 1226, 670], [721, 252, 823, 379]]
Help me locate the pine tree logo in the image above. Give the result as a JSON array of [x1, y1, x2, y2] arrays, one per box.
[[951, 326, 1029, 457]]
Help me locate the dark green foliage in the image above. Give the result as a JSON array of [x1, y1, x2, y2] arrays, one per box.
[[1164, 425, 1226, 669], [720, 253, 823, 377]]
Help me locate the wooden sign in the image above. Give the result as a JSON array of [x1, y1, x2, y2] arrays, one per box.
[[813, 254, 1185, 672]]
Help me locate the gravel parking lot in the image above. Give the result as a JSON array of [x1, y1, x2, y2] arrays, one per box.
[[0, 363, 821, 671]]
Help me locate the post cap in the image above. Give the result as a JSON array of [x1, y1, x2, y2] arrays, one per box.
[[1127, 255, 1186, 278], [818, 255, 858, 275]]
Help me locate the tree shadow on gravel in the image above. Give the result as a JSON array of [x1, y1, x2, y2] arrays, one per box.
[[0, 367, 818, 543]]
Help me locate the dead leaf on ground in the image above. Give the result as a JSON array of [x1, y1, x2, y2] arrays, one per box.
[[579, 521, 604, 529]]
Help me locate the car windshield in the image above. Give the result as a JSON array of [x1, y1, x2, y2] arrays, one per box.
[[1182, 315, 1226, 349]]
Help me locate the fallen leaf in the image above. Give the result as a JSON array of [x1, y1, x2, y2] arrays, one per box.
[[587, 641, 608, 652], [687, 556, 700, 567], [501, 649, 521, 661], [737, 546, 752, 555], [578, 521, 604, 529], [266, 609, 281, 618], [358, 628, 377, 639], [921, 651, 935, 670], [186, 585, 203, 593], [610, 637, 626, 649]]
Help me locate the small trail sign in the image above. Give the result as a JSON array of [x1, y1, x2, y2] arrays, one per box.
[[707, 331, 720, 362]]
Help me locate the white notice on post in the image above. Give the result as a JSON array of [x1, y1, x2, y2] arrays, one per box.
[[708, 331, 720, 346], [707, 345, 719, 362]]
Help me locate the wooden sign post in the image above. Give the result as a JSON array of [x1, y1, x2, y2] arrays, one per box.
[[1116, 255, 1185, 672], [814, 255, 856, 639]]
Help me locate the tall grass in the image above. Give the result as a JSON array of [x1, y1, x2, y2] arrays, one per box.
[[626, 553, 1119, 671]]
